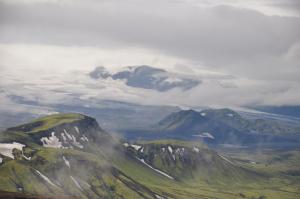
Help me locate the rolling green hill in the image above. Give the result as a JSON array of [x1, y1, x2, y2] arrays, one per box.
[[123, 140, 263, 183], [0, 113, 300, 199]]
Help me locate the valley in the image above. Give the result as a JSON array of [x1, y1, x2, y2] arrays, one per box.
[[1, 0, 299, 198], [0, 112, 299, 199]]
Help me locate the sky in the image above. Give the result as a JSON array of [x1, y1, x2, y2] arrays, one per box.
[[0, 0, 300, 115]]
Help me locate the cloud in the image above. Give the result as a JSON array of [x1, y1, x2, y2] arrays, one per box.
[[183, 0, 300, 17], [0, 1, 299, 79], [0, 0, 299, 109]]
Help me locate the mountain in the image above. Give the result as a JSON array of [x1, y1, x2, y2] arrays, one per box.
[[52, 100, 179, 132], [201, 108, 300, 135], [251, 106, 300, 118], [89, 65, 201, 91], [0, 98, 179, 133], [0, 114, 159, 198], [1, 113, 300, 199], [123, 109, 300, 146], [123, 140, 262, 183]]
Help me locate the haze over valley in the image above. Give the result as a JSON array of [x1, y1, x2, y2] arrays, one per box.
[[0, 0, 300, 198]]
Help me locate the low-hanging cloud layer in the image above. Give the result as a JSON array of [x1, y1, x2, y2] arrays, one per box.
[[0, 0, 300, 115]]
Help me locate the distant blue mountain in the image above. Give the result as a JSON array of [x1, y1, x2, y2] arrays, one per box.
[[121, 108, 300, 147], [251, 106, 300, 118], [156, 109, 300, 145], [89, 65, 201, 91]]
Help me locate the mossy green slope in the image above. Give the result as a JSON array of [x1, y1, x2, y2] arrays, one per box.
[[0, 113, 157, 198], [0, 113, 300, 199], [123, 140, 264, 183]]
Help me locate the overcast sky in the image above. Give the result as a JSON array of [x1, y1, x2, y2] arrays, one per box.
[[0, 0, 300, 113]]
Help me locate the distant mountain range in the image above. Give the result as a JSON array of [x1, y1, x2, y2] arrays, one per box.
[[89, 65, 201, 91], [174, 108, 300, 135], [3, 94, 300, 148], [251, 106, 300, 118], [122, 108, 300, 147]]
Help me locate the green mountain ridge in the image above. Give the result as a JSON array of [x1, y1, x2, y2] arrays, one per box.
[[0, 113, 300, 199], [0, 113, 159, 198], [124, 140, 263, 183]]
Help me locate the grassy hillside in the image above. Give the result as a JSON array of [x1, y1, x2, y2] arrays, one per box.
[[120, 140, 300, 199], [7, 113, 85, 134], [0, 113, 300, 199]]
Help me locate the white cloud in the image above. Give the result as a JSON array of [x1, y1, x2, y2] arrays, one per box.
[[0, 0, 76, 5], [182, 0, 300, 17], [0, 43, 188, 73], [0, 0, 299, 112]]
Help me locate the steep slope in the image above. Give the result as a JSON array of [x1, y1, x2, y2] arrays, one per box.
[[0, 113, 162, 199], [153, 109, 300, 145], [3, 113, 111, 148], [203, 108, 300, 135], [123, 140, 263, 184], [1, 113, 300, 199]]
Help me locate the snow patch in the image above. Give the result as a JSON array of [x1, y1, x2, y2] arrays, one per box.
[[164, 77, 182, 83], [22, 152, 31, 160], [201, 112, 206, 116], [227, 113, 234, 117], [155, 194, 166, 199], [122, 66, 137, 73], [64, 129, 72, 140], [61, 133, 67, 143], [74, 126, 80, 134], [0, 142, 25, 159], [136, 157, 174, 180], [63, 156, 70, 168], [131, 144, 142, 151], [82, 135, 89, 142], [40, 132, 62, 148], [71, 135, 83, 148], [172, 154, 176, 160], [82, 181, 91, 188], [123, 143, 129, 147], [219, 154, 234, 164], [140, 147, 144, 153], [70, 176, 83, 191], [35, 169, 59, 188], [0, 157, 2, 163], [123, 143, 142, 151], [168, 146, 173, 154], [175, 147, 185, 157], [193, 132, 214, 139], [202, 132, 214, 139], [192, 147, 200, 153]]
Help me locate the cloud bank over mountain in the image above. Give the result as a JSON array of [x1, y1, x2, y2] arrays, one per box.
[[0, 0, 299, 115], [89, 65, 201, 91]]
